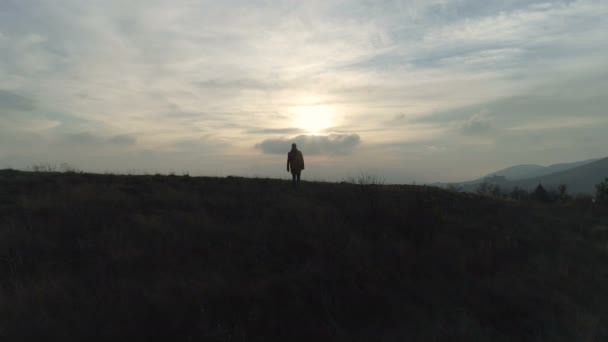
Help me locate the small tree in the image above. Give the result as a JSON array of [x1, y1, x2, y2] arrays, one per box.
[[476, 181, 490, 195], [446, 184, 463, 192], [489, 184, 503, 197], [596, 177, 608, 202], [510, 186, 529, 200], [532, 183, 549, 202], [476, 182, 505, 198], [558, 184, 569, 201]]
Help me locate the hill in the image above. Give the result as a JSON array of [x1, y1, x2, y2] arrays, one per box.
[[484, 158, 598, 181], [484, 164, 546, 180], [457, 158, 600, 186], [1, 170, 608, 341], [450, 158, 606, 194], [511, 157, 608, 193]]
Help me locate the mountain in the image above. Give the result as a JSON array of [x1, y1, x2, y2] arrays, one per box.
[[485, 158, 598, 181], [485, 164, 545, 180], [511, 157, 608, 193], [444, 157, 606, 194]]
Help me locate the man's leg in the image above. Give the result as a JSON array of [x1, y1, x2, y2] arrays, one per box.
[[292, 172, 296, 188], [296, 172, 301, 187]]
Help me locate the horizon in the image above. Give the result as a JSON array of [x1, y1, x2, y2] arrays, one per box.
[[4, 155, 607, 186], [1, 0, 607, 183], [5, 154, 606, 190]]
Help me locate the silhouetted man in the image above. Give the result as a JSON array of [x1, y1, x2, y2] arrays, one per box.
[[287, 143, 305, 188]]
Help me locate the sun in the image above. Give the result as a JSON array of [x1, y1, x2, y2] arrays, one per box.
[[291, 105, 334, 134]]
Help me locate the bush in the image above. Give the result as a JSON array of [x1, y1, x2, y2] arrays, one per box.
[[558, 184, 568, 200], [476, 182, 503, 197], [343, 171, 385, 186], [532, 184, 550, 202], [446, 184, 463, 192], [31, 163, 56, 172], [509, 186, 529, 200], [30, 163, 81, 173], [596, 177, 608, 202]]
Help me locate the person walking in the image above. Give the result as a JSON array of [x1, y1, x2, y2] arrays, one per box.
[[287, 143, 305, 188]]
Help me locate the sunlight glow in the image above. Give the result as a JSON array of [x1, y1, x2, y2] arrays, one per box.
[[291, 105, 334, 134]]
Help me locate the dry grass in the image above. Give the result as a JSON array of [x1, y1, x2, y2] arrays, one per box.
[[0, 169, 607, 341]]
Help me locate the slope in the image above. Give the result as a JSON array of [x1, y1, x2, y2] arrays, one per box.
[[512, 157, 608, 193], [516, 158, 599, 180], [480, 158, 598, 182], [485, 164, 545, 180], [0, 169, 607, 341]]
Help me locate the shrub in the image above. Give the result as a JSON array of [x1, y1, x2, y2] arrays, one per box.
[[31, 163, 56, 172], [446, 184, 463, 192], [59, 163, 81, 173], [596, 177, 608, 202], [532, 183, 550, 202], [30, 163, 80, 173], [476, 182, 503, 197], [343, 171, 385, 186], [489, 184, 503, 197], [509, 186, 529, 200], [476, 181, 490, 195], [558, 184, 568, 198]]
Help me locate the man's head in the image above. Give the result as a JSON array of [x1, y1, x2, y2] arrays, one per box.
[[291, 143, 297, 150]]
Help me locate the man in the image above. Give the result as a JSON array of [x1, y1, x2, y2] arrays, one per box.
[[287, 143, 305, 188]]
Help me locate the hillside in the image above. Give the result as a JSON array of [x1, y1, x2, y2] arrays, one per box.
[[485, 164, 546, 180], [485, 158, 598, 181], [451, 157, 607, 194], [511, 157, 608, 193], [1, 170, 608, 341], [527, 159, 600, 179]]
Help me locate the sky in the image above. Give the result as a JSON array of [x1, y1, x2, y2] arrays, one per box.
[[1, 0, 607, 183]]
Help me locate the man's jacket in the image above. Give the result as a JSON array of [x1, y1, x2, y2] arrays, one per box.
[[287, 149, 305, 173]]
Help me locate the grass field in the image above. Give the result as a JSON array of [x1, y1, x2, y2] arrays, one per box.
[[1, 169, 607, 341]]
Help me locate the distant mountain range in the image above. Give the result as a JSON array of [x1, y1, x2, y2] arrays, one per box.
[[484, 158, 599, 181], [445, 157, 608, 194]]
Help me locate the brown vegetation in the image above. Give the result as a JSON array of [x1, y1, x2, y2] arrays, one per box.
[[1, 169, 607, 341]]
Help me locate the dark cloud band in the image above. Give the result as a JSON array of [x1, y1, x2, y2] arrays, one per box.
[[0, 90, 35, 111], [66, 132, 136, 146], [255, 133, 361, 155]]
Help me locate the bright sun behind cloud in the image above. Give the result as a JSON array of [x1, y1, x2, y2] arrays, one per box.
[[291, 105, 334, 134]]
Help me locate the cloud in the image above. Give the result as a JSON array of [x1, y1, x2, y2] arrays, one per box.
[[196, 78, 283, 91], [461, 112, 493, 135], [0, 90, 35, 111], [65, 132, 104, 145], [1, 0, 607, 182], [170, 135, 228, 153], [108, 134, 137, 146], [246, 128, 304, 135], [65, 132, 136, 146], [256, 133, 361, 155]]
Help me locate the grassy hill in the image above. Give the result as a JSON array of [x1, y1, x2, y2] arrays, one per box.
[[1, 170, 608, 341]]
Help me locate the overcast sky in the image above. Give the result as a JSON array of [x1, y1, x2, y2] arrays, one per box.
[[1, 0, 607, 183]]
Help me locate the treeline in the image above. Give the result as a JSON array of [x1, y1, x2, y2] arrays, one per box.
[[449, 177, 608, 204]]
